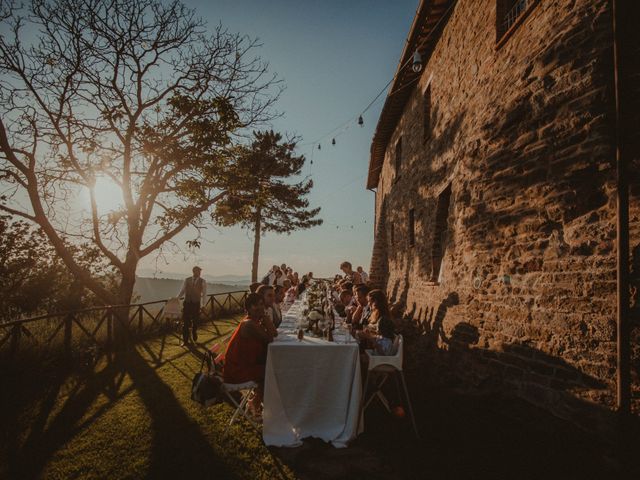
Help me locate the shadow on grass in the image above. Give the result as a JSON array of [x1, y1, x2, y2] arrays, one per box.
[[0, 324, 240, 480]]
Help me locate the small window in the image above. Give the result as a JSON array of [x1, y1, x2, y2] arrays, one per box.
[[423, 85, 431, 142], [394, 137, 402, 179], [496, 0, 539, 45], [408, 208, 415, 247], [431, 184, 451, 282]]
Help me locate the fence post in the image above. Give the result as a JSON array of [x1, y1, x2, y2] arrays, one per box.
[[64, 313, 73, 358], [138, 306, 143, 335], [9, 324, 21, 357], [107, 308, 113, 350]]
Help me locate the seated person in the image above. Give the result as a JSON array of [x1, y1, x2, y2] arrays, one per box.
[[256, 284, 280, 328], [356, 289, 395, 355], [273, 285, 285, 324], [350, 284, 371, 329], [285, 284, 298, 305], [334, 289, 353, 317], [223, 293, 277, 415], [297, 275, 309, 295]]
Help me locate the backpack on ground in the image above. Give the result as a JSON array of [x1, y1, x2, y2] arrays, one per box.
[[191, 350, 223, 406]]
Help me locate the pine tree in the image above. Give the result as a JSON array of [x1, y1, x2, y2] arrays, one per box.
[[215, 131, 322, 282]]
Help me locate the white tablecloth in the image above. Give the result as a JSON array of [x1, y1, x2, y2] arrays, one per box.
[[262, 298, 362, 448]]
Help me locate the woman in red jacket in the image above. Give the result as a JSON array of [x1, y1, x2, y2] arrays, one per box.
[[223, 293, 277, 415]]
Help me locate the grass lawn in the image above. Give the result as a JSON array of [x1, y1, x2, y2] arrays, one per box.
[[0, 315, 632, 480], [0, 316, 294, 480]]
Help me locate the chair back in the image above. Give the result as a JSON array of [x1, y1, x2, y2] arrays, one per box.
[[367, 334, 404, 371], [163, 297, 181, 318]]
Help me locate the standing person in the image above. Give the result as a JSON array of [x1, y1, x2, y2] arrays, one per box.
[[357, 266, 369, 284], [177, 266, 207, 346], [340, 261, 362, 284], [292, 271, 300, 286]]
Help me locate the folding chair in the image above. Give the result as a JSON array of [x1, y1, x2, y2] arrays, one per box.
[[203, 343, 260, 432], [360, 334, 419, 438], [220, 380, 260, 432]]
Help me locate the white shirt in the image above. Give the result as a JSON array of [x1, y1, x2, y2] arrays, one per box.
[[178, 276, 207, 304], [359, 271, 369, 283]]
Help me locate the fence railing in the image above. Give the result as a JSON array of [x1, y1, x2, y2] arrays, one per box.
[[0, 290, 248, 360]]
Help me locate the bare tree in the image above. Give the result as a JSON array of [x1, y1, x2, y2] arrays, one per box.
[[0, 0, 281, 305]]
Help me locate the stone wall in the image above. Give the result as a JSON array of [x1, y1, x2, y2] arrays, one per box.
[[369, 0, 639, 432]]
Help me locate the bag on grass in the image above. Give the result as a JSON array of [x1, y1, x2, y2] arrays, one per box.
[[191, 351, 223, 406]]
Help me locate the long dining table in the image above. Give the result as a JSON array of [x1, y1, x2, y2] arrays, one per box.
[[262, 295, 363, 448]]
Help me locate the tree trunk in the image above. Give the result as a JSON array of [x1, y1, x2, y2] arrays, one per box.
[[112, 265, 137, 348], [251, 207, 262, 283]]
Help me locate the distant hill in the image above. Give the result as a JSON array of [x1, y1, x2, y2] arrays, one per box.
[[133, 276, 247, 304]]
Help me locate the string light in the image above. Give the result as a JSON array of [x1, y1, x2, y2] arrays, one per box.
[[412, 49, 423, 73], [300, 0, 457, 158]]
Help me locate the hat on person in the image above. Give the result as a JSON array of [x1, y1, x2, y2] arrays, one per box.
[[192, 266, 202, 272]]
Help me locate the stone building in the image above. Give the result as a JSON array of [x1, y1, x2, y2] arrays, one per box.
[[367, 0, 639, 431]]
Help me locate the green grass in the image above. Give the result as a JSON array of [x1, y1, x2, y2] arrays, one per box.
[[0, 315, 628, 480], [0, 315, 294, 480]]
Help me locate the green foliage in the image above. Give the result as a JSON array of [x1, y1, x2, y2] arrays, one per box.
[[214, 130, 323, 234], [0, 216, 117, 319]]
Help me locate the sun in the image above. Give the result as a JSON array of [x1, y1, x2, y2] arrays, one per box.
[[83, 176, 124, 213]]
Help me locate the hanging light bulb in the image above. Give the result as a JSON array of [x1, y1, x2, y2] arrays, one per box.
[[310, 159, 313, 165], [317, 144, 321, 150], [412, 49, 423, 73], [358, 115, 364, 127], [332, 138, 336, 145]]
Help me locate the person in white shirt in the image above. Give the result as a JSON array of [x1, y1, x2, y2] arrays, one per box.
[[357, 266, 369, 284], [177, 266, 207, 345]]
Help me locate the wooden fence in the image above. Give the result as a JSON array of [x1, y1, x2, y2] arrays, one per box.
[[0, 290, 248, 360]]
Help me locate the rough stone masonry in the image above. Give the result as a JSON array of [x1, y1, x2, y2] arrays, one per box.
[[367, 0, 639, 433]]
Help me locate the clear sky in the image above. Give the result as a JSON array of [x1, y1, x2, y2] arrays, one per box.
[[137, 0, 419, 279]]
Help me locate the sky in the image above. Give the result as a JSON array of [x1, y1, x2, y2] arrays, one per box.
[[135, 0, 418, 279], [3, 0, 418, 280]]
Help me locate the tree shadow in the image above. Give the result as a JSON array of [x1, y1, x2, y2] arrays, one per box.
[[0, 326, 238, 479], [119, 346, 236, 479]]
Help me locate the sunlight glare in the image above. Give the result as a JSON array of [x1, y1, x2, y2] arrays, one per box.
[[84, 176, 124, 213]]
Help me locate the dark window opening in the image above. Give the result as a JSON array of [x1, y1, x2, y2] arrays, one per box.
[[408, 208, 415, 247], [423, 85, 431, 142], [394, 137, 402, 180], [496, 0, 539, 45], [431, 184, 451, 282]]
